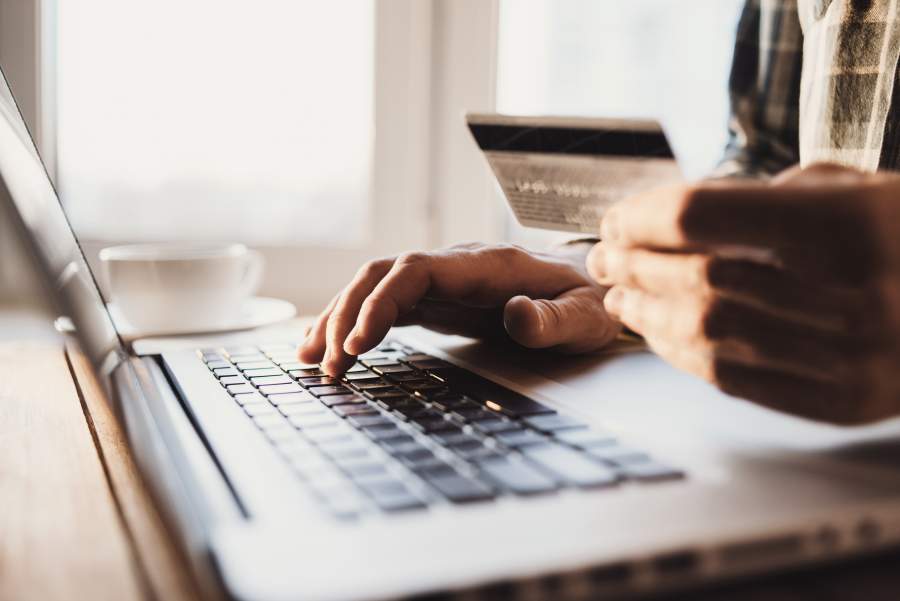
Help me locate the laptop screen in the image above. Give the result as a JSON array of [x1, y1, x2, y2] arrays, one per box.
[[0, 67, 125, 375]]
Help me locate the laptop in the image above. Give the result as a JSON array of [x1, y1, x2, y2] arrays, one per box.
[[5, 65, 900, 601]]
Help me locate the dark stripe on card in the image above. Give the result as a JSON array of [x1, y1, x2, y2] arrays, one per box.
[[468, 123, 674, 158]]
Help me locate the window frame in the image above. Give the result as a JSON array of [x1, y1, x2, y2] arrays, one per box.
[[35, 0, 503, 312]]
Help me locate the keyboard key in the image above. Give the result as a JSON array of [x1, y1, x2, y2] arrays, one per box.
[[318, 442, 371, 461], [404, 381, 446, 394], [429, 394, 468, 411], [371, 490, 427, 512], [378, 436, 417, 453], [302, 427, 356, 445], [618, 461, 685, 482], [279, 403, 328, 417], [289, 367, 327, 378], [524, 414, 588, 432], [411, 414, 457, 433], [431, 368, 555, 416], [422, 473, 494, 503], [336, 460, 389, 480], [352, 381, 392, 392], [387, 372, 430, 383], [400, 353, 436, 363], [395, 447, 438, 468], [226, 383, 256, 395], [453, 445, 503, 462], [205, 360, 231, 370], [522, 444, 620, 489], [412, 461, 458, 478], [241, 367, 284, 378], [219, 375, 247, 387], [320, 488, 367, 520], [365, 388, 408, 401], [361, 358, 398, 368], [471, 417, 520, 434], [245, 403, 277, 417], [232, 392, 268, 406], [267, 353, 302, 365], [319, 393, 365, 407], [299, 376, 339, 387], [289, 413, 342, 429], [373, 364, 414, 376], [432, 430, 473, 446], [259, 383, 304, 396], [494, 429, 549, 449], [250, 375, 294, 386], [267, 391, 317, 405], [347, 415, 394, 429], [407, 359, 451, 370], [553, 428, 617, 449], [212, 367, 239, 378], [361, 424, 404, 441], [278, 361, 316, 372], [451, 407, 496, 422], [333, 404, 379, 418], [478, 457, 557, 495], [202, 352, 227, 363], [346, 363, 369, 373], [228, 353, 267, 363], [235, 360, 275, 371], [308, 385, 351, 397], [586, 446, 651, 466], [344, 371, 379, 382], [391, 402, 430, 421], [264, 425, 302, 444], [251, 413, 288, 428], [361, 479, 426, 512]]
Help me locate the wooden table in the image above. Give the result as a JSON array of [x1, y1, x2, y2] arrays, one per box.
[[3, 318, 900, 601]]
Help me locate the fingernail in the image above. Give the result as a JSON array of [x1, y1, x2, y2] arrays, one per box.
[[343, 328, 361, 355], [586, 244, 606, 281], [600, 211, 621, 242], [604, 287, 624, 317]]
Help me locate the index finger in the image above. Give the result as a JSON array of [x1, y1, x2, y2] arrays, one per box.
[[601, 182, 872, 255]]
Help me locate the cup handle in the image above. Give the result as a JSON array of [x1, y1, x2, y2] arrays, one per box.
[[240, 249, 265, 298]]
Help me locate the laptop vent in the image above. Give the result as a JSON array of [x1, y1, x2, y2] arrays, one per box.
[[652, 549, 700, 577], [718, 534, 804, 569]]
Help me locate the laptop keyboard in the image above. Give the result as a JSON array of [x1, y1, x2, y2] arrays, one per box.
[[199, 342, 684, 518]]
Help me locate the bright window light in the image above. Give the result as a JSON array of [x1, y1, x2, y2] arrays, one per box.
[[495, 0, 744, 245], [57, 0, 373, 246]]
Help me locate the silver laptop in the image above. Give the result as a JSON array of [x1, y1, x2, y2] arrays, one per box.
[[4, 64, 900, 601]]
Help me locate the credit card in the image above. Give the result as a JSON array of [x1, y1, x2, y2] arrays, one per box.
[[467, 113, 682, 234]]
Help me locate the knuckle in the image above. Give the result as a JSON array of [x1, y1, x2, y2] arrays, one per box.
[[489, 243, 528, 262], [395, 251, 429, 267], [698, 295, 728, 340], [675, 185, 707, 240], [692, 255, 716, 292], [358, 258, 389, 280]]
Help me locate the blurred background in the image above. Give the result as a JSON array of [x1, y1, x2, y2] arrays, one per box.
[[0, 0, 742, 315]]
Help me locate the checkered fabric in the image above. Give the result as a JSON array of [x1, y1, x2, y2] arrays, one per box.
[[716, 0, 900, 178]]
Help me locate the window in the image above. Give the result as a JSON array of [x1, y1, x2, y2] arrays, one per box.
[[42, 0, 745, 310], [57, 0, 374, 246], [496, 0, 745, 244]]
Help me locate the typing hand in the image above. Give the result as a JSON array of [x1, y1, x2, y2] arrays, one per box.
[[587, 164, 900, 424], [299, 243, 621, 376]]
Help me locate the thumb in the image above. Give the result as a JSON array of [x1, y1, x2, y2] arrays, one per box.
[[503, 286, 621, 353]]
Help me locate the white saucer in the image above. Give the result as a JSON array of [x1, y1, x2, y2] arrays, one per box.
[[107, 296, 297, 340]]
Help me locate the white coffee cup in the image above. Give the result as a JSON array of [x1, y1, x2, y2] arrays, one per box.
[[99, 243, 264, 333]]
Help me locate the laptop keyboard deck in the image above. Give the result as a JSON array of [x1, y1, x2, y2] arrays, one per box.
[[200, 342, 684, 519]]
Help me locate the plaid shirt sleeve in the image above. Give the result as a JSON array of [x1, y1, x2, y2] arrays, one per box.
[[713, 0, 804, 179]]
